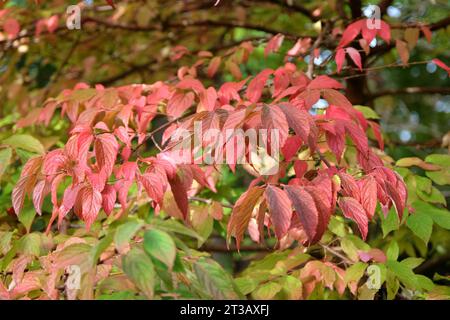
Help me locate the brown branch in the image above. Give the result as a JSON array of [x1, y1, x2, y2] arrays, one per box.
[[370, 16, 450, 57], [189, 196, 233, 209], [378, 0, 394, 16], [201, 242, 272, 252], [349, 0, 362, 19], [82, 16, 297, 38], [367, 86, 450, 101], [261, 0, 319, 21]]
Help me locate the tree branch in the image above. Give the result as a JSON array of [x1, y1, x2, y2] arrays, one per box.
[[367, 86, 450, 101]]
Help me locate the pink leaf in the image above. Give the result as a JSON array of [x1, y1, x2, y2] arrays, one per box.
[[285, 185, 319, 242], [245, 69, 273, 103], [338, 197, 368, 240], [432, 58, 450, 75], [101, 184, 116, 216], [80, 186, 102, 230], [345, 47, 362, 71], [338, 20, 363, 48], [359, 176, 377, 220], [308, 75, 343, 90], [335, 48, 345, 73], [3, 18, 20, 39], [261, 104, 289, 146], [94, 133, 119, 177], [265, 185, 292, 239]]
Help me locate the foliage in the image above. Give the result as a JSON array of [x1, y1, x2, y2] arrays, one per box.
[[0, 0, 449, 300]]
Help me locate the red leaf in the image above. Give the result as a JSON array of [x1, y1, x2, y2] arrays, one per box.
[[345, 121, 369, 155], [59, 183, 81, 223], [305, 186, 332, 242], [345, 47, 362, 71], [322, 89, 352, 109], [278, 103, 314, 144], [3, 18, 20, 39], [359, 176, 377, 220], [361, 24, 377, 44], [95, 133, 119, 178], [265, 185, 292, 239], [140, 172, 165, 204], [432, 58, 450, 75], [101, 184, 116, 216], [227, 186, 264, 249], [261, 104, 289, 146], [338, 172, 361, 199], [167, 91, 195, 117], [338, 197, 368, 240], [338, 20, 363, 48], [80, 186, 102, 230], [168, 173, 189, 219], [32, 180, 49, 216], [293, 160, 308, 178], [207, 56, 221, 78], [378, 20, 391, 43], [385, 180, 405, 221], [198, 87, 217, 112], [396, 39, 409, 65], [12, 156, 43, 215], [285, 185, 319, 242], [46, 15, 59, 33], [308, 75, 343, 90], [368, 121, 384, 150], [420, 25, 432, 43], [265, 33, 284, 57], [273, 67, 290, 98], [281, 136, 302, 161], [245, 69, 273, 103], [335, 48, 345, 73]]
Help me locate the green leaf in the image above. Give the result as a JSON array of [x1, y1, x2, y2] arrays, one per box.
[[18, 233, 41, 257], [401, 257, 424, 270], [354, 105, 380, 119], [277, 275, 303, 300], [344, 262, 367, 286], [416, 275, 435, 291], [3, 134, 45, 154], [143, 229, 176, 270], [415, 175, 432, 193], [149, 218, 204, 244], [406, 211, 433, 244], [386, 270, 400, 300], [251, 282, 282, 300], [386, 260, 419, 289], [0, 147, 12, 180], [381, 207, 399, 237], [385, 240, 399, 261], [18, 207, 36, 233], [114, 220, 143, 251], [425, 154, 450, 185], [413, 200, 450, 230], [235, 277, 259, 295], [122, 248, 155, 299], [328, 216, 347, 237], [417, 186, 446, 205], [193, 257, 240, 299], [91, 232, 114, 265]]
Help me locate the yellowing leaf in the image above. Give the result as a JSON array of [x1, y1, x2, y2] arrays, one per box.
[[3, 134, 45, 154]]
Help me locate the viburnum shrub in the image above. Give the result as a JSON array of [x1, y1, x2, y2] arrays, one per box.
[[0, 1, 449, 300]]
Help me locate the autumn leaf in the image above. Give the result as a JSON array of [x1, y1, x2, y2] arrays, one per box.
[[227, 186, 264, 249], [285, 185, 319, 242], [338, 197, 369, 240], [265, 185, 292, 239]]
